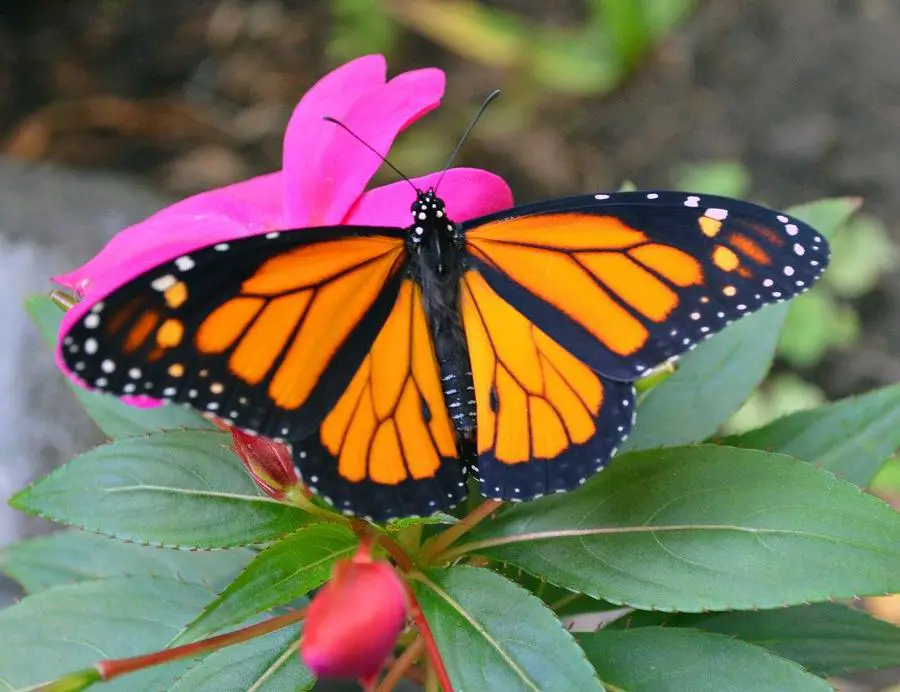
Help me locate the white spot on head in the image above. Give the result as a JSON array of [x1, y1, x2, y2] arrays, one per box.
[[784, 266, 795, 276], [647, 192, 659, 199], [175, 256, 195, 272], [84, 314, 100, 329], [622, 398, 630, 406], [84, 338, 98, 355], [215, 243, 230, 251], [101, 359, 115, 373], [151, 274, 177, 292], [265, 232, 280, 239], [777, 215, 789, 223], [785, 224, 799, 236], [705, 208, 728, 220], [684, 195, 701, 207]]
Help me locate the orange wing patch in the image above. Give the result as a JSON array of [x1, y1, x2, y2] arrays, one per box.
[[319, 280, 457, 485], [460, 270, 604, 464], [193, 236, 405, 410], [467, 213, 703, 357]]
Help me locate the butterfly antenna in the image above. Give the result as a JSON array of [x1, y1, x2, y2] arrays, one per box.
[[322, 116, 418, 192], [434, 89, 501, 193]]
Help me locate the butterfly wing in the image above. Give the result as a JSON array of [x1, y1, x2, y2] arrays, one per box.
[[292, 278, 467, 521], [459, 269, 635, 501], [61, 227, 408, 441], [463, 190, 829, 380]]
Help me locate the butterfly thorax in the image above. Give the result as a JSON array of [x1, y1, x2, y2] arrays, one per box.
[[407, 190, 476, 438]]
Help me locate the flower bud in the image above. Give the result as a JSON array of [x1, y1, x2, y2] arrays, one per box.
[[301, 549, 409, 684], [230, 428, 298, 501]]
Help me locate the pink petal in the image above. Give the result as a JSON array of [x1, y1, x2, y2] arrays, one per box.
[[347, 168, 514, 227], [282, 55, 387, 226], [53, 173, 282, 299], [284, 61, 445, 227]]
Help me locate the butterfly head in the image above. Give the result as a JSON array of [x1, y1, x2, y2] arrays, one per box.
[[408, 189, 460, 271]]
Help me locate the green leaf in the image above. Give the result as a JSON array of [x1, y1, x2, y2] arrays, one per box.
[[10, 430, 309, 548], [614, 602, 900, 677], [178, 524, 356, 643], [170, 626, 313, 691], [0, 529, 253, 593], [623, 304, 789, 451], [0, 577, 212, 690], [722, 383, 900, 487], [622, 198, 859, 452], [672, 160, 752, 197], [411, 565, 602, 691], [456, 446, 900, 611], [826, 212, 897, 298], [580, 628, 831, 692], [26, 295, 213, 438]]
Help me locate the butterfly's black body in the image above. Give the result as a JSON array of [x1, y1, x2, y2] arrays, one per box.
[[407, 190, 477, 439]]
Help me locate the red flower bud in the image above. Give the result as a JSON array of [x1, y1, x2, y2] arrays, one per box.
[[301, 546, 409, 684], [230, 428, 299, 501]]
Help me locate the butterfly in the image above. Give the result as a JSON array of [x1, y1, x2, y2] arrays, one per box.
[[60, 188, 829, 521]]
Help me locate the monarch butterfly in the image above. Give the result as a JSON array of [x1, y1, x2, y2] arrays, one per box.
[[59, 182, 829, 521]]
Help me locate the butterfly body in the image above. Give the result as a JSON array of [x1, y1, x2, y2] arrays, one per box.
[[407, 190, 477, 437], [60, 189, 830, 521]]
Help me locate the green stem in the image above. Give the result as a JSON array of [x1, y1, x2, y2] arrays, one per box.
[[95, 607, 306, 681]]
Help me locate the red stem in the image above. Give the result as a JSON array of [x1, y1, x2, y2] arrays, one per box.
[[418, 499, 503, 563], [96, 607, 306, 680], [403, 581, 453, 692]]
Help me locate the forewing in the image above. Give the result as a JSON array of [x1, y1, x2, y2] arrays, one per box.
[[60, 227, 407, 441], [292, 279, 467, 521], [459, 270, 635, 501], [463, 190, 829, 380]]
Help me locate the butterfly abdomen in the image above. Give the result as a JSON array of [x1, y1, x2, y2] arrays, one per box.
[[412, 221, 477, 437]]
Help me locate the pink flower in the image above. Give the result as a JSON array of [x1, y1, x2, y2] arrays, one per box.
[[301, 543, 409, 685], [53, 55, 513, 406], [230, 428, 299, 502]]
